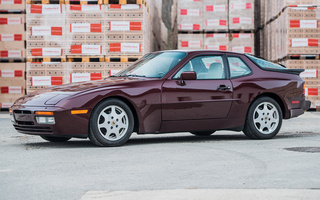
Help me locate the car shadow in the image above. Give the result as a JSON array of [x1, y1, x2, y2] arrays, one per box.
[[22, 132, 314, 149]]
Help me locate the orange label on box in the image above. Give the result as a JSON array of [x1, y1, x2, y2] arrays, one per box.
[[109, 21, 141, 31], [0, 50, 23, 58], [206, 19, 227, 27], [0, 103, 13, 108], [0, 70, 23, 77], [70, 4, 101, 11], [31, 48, 63, 56], [206, 45, 227, 51], [231, 3, 252, 10], [0, 0, 22, 4], [231, 46, 252, 53], [179, 23, 200, 30], [31, 76, 63, 86], [290, 20, 318, 28], [30, 4, 63, 14], [0, 86, 23, 94], [206, 5, 227, 12], [31, 26, 63, 36], [0, 34, 22, 41], [70, 23, 102, 33], [290, 38, 319, 47], [0, 17, 22, 25], [70, 73, 102, 83], [109, 43, 141, 53], [180, 9, 201, 16], [181, 41, 202, 48], [232, 17, 252, 24], [70, 45, 102, 55]]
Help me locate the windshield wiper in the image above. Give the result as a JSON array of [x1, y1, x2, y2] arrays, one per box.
[[126, 74, 146, 77]]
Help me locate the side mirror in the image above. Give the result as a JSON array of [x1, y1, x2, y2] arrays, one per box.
[[179, 71, 196, 85]]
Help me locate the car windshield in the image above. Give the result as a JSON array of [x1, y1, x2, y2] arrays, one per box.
[[246, 54, 286, 70], [115, 52, 187, 78]]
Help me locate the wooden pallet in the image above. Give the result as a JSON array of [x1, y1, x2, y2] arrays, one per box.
[[27, 57, 66, 63], [65, 0, 103, 4], [66, 56, 105, 62], [0, 58, 26, 63], [26, 0, 65, 4], [105, 0, 144, 5], [105, 56, 141, 62]]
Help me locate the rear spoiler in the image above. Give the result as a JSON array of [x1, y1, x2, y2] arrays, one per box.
[[264, 68, 305, 75]]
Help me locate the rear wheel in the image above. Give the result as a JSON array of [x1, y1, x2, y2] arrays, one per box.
[[89, 99, 134, 147], [40, 136, 71, 142], [243, 97, 282, 139], [190, 131, 215, 136]]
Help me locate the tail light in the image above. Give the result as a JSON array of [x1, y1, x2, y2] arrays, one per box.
[[303, 83, 305, 95]]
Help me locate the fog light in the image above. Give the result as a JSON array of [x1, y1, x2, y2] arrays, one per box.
[[36, 117, 55, 124]]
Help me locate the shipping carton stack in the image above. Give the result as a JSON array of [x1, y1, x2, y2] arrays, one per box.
[[177, 0, 255, 55], [105, 2, 145, 76], [177, 0, 203, 50], [26, 3, 66, 94], [228, 0, 255, 54], [259, 0, 320, 109], [65, 3, 106, 84], [0, 0, 26, 109]]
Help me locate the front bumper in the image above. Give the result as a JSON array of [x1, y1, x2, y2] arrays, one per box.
[[290, 100, 311, 118], [11, 106, 89, 138]]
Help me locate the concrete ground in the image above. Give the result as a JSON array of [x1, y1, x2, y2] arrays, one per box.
[[0, 111, 319, 200]]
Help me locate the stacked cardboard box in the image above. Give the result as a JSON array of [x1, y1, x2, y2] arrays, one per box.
[[0, 1, 26, 108], [24, 0, 149, 94], [259, 0, 320, 109], [177, 0, 255, 55], [26, 3, 66, 93]]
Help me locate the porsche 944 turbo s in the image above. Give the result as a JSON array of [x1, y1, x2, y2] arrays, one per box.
[[10, 50, 311, 146]]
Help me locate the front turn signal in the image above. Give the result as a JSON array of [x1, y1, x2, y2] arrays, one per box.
[[71, 110, 88, 115], [35, 111, 54, 115]]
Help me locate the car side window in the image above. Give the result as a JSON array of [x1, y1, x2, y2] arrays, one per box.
[[173, 55, 225, 80], [227, 57, 251, 78]]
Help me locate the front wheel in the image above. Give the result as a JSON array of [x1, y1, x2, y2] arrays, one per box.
[[89, 99, 134, 147], [243, 97, 282, 139]]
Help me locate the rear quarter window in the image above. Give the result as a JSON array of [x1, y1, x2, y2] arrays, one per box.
[[246, 54, 286, 70]]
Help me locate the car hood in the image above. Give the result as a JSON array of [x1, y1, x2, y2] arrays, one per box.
[[13, 77, 149, 107]]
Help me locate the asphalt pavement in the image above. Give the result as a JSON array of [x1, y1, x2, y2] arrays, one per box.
[[0, 111, 320, 200]]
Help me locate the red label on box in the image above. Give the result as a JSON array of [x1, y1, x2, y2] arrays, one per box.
[[71, 45, 102, 55], [70, 73, 102, 83], [306, 88, 318, 96], [0, 0, 22, 4], [30, 4, 62, 14], [0, 70, 23, 77], [0, 50, 22, 58], [0, 103, 13, 108], [70, 23, 102, 33], [0, 34, 22, 41], [31, 76, 63, 86], [70, 4, 101, 11], [0, 86, 23, 94], [109, 43, 141, 53], [31, 48, 63, 56]]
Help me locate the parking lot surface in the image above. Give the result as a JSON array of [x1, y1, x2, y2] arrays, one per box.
[[0, 111, 320, 200]]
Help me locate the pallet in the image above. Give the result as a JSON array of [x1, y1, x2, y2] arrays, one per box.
[[178, 31, 202, 35], [105, 0, 144, 5], [0, 58, 26, 63], [287, 55, 320, 60], [105, 56, 141, 62], [27, 57, 66, 63], [66, 56, 104, 62], [65, 0, 103, 4], [26, 0, 65, 4], [0, 10, 26, 14]]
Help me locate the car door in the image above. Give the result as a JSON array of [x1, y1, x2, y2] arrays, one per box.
[[161, 54, 233, 121]]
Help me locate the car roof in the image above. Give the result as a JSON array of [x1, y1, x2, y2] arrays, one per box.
[[156, 49, 247, 56]]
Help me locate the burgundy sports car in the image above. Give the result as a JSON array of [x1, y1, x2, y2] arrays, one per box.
[[10, 50, 310, 147]]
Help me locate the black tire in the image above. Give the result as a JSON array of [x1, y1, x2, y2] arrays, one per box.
[[243, 97, 282, 139], [190, 131, 215, 136], [40, 136, 71, 142], [89, 99, 134, 147]]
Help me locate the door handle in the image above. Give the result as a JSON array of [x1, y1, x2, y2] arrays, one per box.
[[218, 85, 231, 91]]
